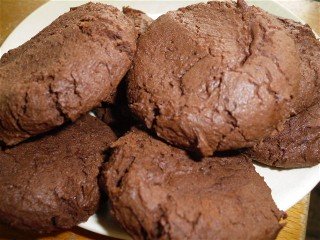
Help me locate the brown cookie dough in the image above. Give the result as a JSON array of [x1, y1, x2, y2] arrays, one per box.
[[102, 129, 285, 240], [278, 18, 320, 112], [0, 3, 136, 146], [123, 7, 153, 36], [127, 0, 301, 156], [0, 115, 116, 233], [246, 102, 320, 168]]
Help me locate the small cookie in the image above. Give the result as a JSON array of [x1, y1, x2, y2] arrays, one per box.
[[246, 102, 320, 168], [278, 18, 320, 112], [102, 129, 285, 240], [0, 115, 116, 233], [0, 3, 136, 146], [128, 0, 301, 156]]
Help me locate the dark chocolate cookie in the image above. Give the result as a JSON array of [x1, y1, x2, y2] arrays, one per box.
[[278, 18, 320, 112], [102, 129, 285, 240], [0, 3, 136, 146], [246, 102, 320, 168], [127, 0, 301, 156], [0, 115, 116, 233]]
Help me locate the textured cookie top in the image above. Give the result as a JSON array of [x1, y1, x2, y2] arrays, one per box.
[[247, 102, 320, 168], [0, 3, 136, 146], [0, 115, 116, 233], [103, 129, 284, 240], [128, 0, 301, 156], [278, 18, 320, 112], [246, 18, 320, 168]]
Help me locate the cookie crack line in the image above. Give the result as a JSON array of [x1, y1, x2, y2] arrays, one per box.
[[48, 82, 70, 122], [7, 102, 32, 136]]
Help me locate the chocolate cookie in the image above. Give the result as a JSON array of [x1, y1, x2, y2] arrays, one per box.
[[0, 115, 116, 233], [278, 18, 320, 112], [246, 102, 320, 168], [102, 129, 285, 240], [127, 0, 301, 156], [0, 3, 136, 146]]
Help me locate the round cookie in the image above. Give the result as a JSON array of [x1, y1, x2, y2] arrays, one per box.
[[102, 129, 285, 240], [0, 3, 136, 146], [127, 0, 301, 156], [246, 102, 320, 168], [278, 18, 320, 112], [0, 115, 116, 233]]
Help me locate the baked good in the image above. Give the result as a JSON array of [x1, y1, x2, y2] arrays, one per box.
[[245, 18, 320, 168], [0, 2, 136, 146], [102, 129, 285, 240], [0, 115, 116, 233], [278, 18, 320, 112], [246, 102, 320, 168], [127, 0, 301, 156]]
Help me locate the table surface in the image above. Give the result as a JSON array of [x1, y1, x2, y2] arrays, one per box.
[[0, 0, 319, 239]]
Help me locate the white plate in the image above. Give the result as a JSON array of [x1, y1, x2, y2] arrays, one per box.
[[1, 0, 319, 239]]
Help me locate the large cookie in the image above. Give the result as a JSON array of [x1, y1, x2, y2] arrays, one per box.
[[278, 18, 320, 112], [102, 129, 285, 240], [127, 0, 301, 156], [246, 102, 320, 168], [0, 3, 136, 146], [0, 115, 116, 233]]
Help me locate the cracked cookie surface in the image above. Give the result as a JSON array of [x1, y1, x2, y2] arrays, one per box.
[[278, 18, 320, 113], [0, 115, 116, 233], [246, 18, 320, 168], [127, 0, 301, 156], [0, 3, 136, 146], [102, 129, 285, 240], [247, 102, 320, 168]]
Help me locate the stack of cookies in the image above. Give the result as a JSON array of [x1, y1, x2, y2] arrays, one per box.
[[0, 1, 319, 239]]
